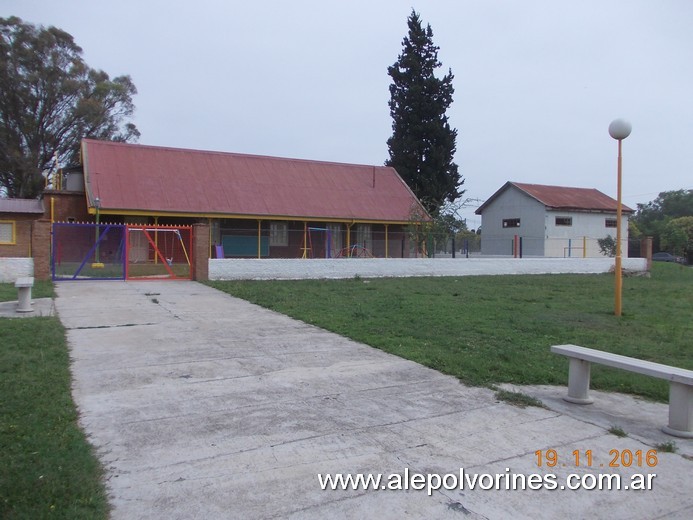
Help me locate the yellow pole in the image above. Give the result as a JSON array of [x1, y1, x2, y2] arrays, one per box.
[[385, 224, 389, 258], [302, 222, 308, 259], [346, 224, 352, 257], [257, 220, 262, 258], [615, 139, 623, 317], [154, 216, 159, 264]]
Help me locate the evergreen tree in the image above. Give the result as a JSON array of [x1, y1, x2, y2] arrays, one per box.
[[386, 10, 463, 215]]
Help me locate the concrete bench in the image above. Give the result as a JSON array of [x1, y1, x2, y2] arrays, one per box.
[[14, 277, 34, 313], [551, 344, 693, 438]]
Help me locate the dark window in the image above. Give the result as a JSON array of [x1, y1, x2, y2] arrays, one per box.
[[605, 218, 617, 228], [502, 218, 520, 228], [555, 217, 572, 226]]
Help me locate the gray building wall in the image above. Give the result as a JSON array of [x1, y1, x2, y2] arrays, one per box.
[[479, 187, 546, 256]]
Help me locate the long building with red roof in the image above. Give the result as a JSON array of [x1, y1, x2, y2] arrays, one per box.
[[79, 139, 427, 258]]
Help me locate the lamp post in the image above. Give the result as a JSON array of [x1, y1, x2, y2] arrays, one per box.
[[93, 197, 102, 267], [608, 119, 632, 317]]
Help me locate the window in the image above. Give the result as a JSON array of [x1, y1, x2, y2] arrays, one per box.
[[555, 217, 573, 226], [326, 223, 343, 255], [356, 224, 372, 250], [605, 218, 617, 228], [0, 221, 15, 244], [502, 218, 520, 228], [269, 222, 288, 246]]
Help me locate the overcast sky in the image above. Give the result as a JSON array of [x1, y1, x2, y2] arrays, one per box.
[[3, 0, 692, 228]]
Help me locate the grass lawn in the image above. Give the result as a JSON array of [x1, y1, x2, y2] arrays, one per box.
[[0, 280, 54, 302], [207, 262, 693, 402], [1, 285, 109, 519], [53, 261, 191, 279]]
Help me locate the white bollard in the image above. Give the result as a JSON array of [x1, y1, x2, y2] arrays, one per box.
[[14, 277, 34, 313]]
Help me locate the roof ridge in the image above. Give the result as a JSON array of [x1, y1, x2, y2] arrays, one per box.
[[82, 138, 392, 171]]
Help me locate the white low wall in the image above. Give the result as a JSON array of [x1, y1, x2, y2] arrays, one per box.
[[0, 258, 34, 283], [209, 257, 648, 281]]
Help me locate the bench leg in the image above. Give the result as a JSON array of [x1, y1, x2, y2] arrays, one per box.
[[662, 382, 693, 439], [563, 358, 594, 404], [16, 287, 33, 313]]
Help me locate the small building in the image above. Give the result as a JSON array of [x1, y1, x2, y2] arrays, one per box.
[[78, 139, 426, 259], [0, 198, 45, 258], [475, 181, 634, 257]]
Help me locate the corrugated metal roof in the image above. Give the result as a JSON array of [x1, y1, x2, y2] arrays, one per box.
[[0, 198, 44, 214], [82, 139, 426, 222], [476, 181, 634, 214]]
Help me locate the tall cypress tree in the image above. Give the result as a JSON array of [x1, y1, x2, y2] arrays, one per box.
[[386, 10, 463, 215]]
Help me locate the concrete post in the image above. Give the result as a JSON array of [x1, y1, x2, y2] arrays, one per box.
[[193, 222, 210, 281], [563, 358, 594, 404], [640, 236, 653, 271], [662, 382, 693, 438]]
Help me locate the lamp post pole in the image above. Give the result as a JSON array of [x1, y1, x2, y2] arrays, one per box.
[[94, 197, 101, 265], [608, 119, 632, 317]]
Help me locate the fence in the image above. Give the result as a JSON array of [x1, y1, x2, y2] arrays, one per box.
[[476, 235, 648, 258], [52, 222, 193, 280], [215, 226, 411, 259]]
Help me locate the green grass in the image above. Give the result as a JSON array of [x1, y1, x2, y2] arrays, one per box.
[[206, 263, 693, 402], [608, 425, 628, 438], [0, 280, 54, 302], [53, 261, 190, 279], [655, 441, 677, 453], [494, 390, 546, 409], [0, 316, 109, 519]]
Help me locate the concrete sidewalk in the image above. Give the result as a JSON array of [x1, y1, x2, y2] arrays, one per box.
[[54, 281, 692, 519]]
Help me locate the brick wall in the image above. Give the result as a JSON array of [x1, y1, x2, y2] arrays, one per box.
[[193, 222, 210, 281], [31, 219, 52, 280], [0, 215, 34, 257], [44, 191, 91, 223]]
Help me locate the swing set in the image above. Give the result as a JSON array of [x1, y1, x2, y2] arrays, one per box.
[[51, 222, 193, 280], [126, 225, 192, 279], [300, 227, 333, 258]]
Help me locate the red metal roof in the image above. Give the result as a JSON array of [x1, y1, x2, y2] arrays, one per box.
[[476, 181, 634, 214], [82, 139, 426, 222], [0, 198, 44, 214]]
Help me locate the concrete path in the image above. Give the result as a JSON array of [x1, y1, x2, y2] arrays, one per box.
[[54, 281, 692, 519]]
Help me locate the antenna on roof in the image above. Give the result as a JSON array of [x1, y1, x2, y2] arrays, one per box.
[[372, 166, 376, 189]]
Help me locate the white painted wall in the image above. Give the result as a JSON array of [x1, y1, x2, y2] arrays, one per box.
[[209, 257, 647, 280], [544, 210, 629, 258], [0, 258, 34, 282]]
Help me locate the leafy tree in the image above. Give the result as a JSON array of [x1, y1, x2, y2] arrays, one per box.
[[407, 201, 469, 257], [632, 189, 693, 251], [661, 216, 693, 258], [386, 10, 462, 216], [635, 189, 693, 226], [0, 17, 139, 198], [597, 235, 617, 257]]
